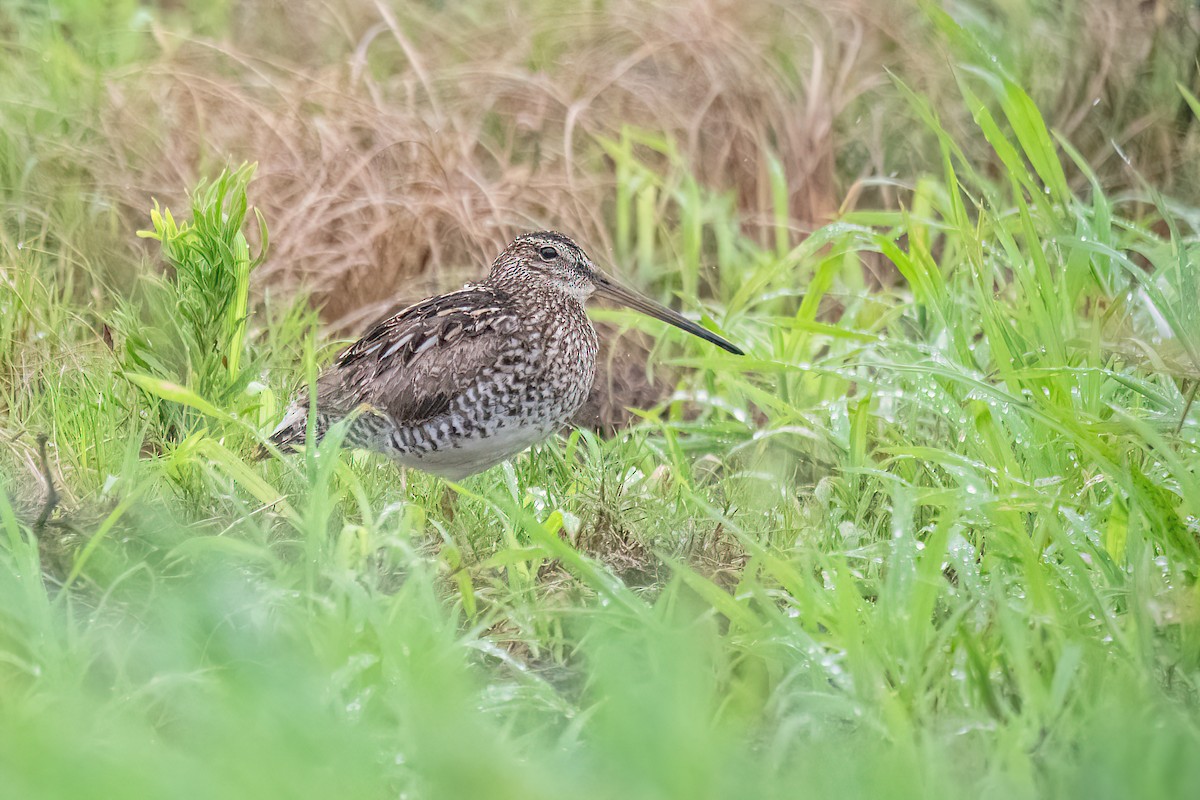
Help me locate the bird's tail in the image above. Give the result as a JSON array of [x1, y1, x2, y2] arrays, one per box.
[[252, 403, 387, 461], [251, 403, 318, 461]]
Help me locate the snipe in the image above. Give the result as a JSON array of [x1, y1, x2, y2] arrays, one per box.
[[265, 231, 742, 478]]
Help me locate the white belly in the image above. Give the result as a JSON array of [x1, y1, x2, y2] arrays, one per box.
[[390, 421, 557, 480]]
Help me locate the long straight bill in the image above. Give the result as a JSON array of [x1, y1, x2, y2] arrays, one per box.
[[591, 271, 744, 355]]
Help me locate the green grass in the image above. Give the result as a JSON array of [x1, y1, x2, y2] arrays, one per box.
[[3, 2, 1200, 799]]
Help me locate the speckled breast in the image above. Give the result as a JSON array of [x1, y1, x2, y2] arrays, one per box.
[[382, 298, 599, 478]]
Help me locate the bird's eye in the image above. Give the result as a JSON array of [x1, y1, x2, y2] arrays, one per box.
[[539, 246, 559, 261]]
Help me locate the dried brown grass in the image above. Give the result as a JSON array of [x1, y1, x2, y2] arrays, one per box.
[[95, 0, 907, 426], [107, 1, 901, 314], [89, 0, 1200, 427]]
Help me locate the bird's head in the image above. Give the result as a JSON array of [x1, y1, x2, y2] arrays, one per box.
[[492, 231, 598, 301], [489, 230, 743, 355]]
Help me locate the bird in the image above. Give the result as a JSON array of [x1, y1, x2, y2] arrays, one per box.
[[262, 231, 743, 479]]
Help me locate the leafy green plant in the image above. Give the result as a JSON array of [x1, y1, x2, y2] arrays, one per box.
[[117, 163, 268, 443]]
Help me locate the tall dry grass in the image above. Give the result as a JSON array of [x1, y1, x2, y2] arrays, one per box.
[[74, 0, 1200, 424], [106, 2, 892, 318]]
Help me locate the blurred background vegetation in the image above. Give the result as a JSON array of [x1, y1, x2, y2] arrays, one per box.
[[2, 1, 1200, 798]]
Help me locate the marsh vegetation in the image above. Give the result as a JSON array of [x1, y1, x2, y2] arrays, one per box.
[[2, 1, 1199, 797]]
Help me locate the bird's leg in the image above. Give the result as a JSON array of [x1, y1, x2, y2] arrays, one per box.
[[34, 434, 59, 534]]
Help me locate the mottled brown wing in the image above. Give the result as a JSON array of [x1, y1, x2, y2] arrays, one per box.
[[315, 285, 519, 425]]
